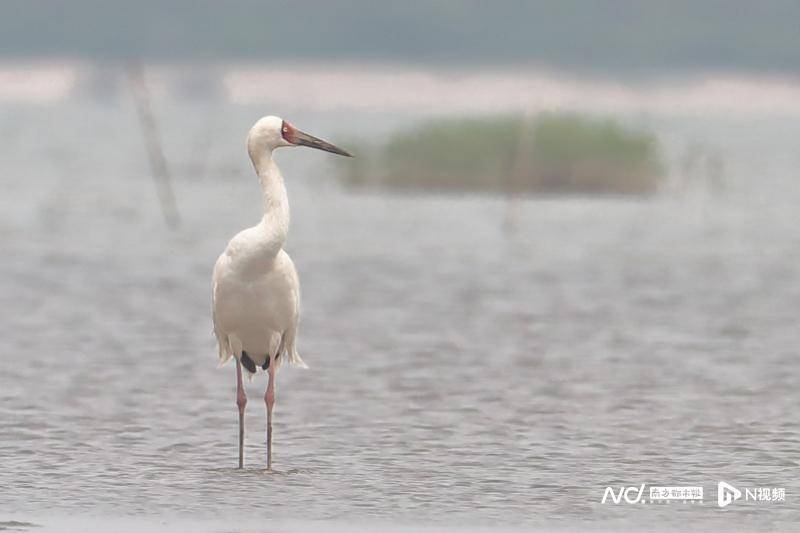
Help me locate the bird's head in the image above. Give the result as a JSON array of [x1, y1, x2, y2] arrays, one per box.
[[246, 115, 353, 159]]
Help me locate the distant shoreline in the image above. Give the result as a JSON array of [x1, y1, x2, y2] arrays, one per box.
[[1, 61, 800, 119]]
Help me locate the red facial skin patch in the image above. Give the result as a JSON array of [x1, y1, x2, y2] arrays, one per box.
[[281, 121, 297, 144]]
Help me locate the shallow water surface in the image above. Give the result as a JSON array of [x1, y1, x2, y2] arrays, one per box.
[[1, 101, 799, 530]]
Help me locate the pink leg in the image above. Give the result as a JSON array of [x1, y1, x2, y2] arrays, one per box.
[[235, 358, 247, 469], [265, 353, 276, 470]]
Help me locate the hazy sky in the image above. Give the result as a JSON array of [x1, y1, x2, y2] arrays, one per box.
[[2, 1, 799, 73]]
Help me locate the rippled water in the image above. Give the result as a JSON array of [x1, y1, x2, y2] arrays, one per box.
[[1, 98, 799, 531]]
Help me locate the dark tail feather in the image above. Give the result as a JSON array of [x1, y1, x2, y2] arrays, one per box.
[[240, 351, 256, 374], [261, 351, 280, 370], [261, 338, 284, 370]]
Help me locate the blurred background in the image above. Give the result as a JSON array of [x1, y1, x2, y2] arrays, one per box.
[[1, 2, 799, 531]]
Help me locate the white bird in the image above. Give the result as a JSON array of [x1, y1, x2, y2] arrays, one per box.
[[212, 115, 352, 469]]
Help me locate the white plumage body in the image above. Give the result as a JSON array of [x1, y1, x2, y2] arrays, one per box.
[[213, 246, 303, 371]]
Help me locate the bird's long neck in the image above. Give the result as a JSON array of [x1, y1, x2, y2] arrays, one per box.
[[251, 150, 290, 258]]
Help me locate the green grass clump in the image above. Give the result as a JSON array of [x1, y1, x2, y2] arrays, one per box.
[[340, 113, 664, 195]]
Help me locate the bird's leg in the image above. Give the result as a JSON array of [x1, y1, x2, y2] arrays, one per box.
[[235, 358, 247, 469], [265, 352, 276, 471]]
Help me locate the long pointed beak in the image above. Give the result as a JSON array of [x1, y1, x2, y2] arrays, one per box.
[[291, 129, 353, 157]]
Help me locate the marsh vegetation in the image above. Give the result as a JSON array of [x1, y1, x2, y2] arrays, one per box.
[[341, 113, 664, 195]]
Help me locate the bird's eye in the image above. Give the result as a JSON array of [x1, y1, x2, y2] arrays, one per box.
[[283, 127, 288, 133]]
